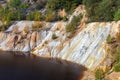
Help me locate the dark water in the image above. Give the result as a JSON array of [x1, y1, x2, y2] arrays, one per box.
[[0, 51, 86, 80]]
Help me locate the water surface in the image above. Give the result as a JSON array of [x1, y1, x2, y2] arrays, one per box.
[[0, 51, 86, 80]]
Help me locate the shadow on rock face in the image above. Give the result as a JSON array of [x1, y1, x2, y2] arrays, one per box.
[[0, 51, 86, 80]]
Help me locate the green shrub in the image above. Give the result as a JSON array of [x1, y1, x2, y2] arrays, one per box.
[[2, 7, 24, 21], [52, 33, 57, 40], [106, 34, 112, 44], [6, 9, 18, 21], [33, 10, 41, 21], [62, 16, 68, 22], [66, 14, 82, 33], [0, 6, 9, 21], [114, 8, 120, 21], [95, 69, 103, 80], [83, 0, 120, 22], [114, 63, 120, 72], [0, 0, 82, 21], [0, 6, 3, 20], [113, 45, 120, 72], [46, 0, 59, 10], [0, 0, 28, 21], [36, 1, 47, 10], [3, 9, 16, 22], [26, 12, 34, 20], [115, 45, 120, 63], [46, 0, 82, 12], [19, 3, 29, 8], [9, 0, 21, 8], [45, 11, 61, 22]]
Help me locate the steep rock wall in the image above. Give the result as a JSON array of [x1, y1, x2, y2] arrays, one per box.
[[32, 21, 120, 70], [0, 5, 119, 71], [0, 21, 55, 51]]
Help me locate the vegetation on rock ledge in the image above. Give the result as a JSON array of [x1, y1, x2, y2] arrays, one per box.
[[66, 14, 83, 33]]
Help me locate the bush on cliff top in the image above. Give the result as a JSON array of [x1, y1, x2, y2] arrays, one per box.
[[46, 0, 82, 13], [83, 0, 120, 22], [9, 0, 21, 8], [1, 0, 120, 22], [114, 8, 120, 21], [66, 14, 83, 33], [45, 11, 62, 22]]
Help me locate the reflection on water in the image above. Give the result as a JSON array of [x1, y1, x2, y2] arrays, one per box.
[[0, 51, 86, 80]]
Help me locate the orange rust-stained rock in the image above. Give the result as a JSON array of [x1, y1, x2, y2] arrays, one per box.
[[55, 22, 65, 31], [58, 9, 67, 17], [21, 30, 27, 38], [13, 26, 19, 33], [31, 32, 37, 43], [6, 35, 15, 47]]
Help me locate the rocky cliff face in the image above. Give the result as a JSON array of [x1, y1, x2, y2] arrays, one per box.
[[32, 21, 120, 70], [0, 5, 119, 71], [0, 21, 54, 52]]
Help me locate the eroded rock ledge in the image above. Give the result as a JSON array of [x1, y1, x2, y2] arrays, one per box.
[[0, 21, 55, 52]]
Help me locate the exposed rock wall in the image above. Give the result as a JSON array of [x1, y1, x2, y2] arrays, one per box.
[[32, 21, 120, 70], [0, 5, 120, 71], [0, 21, 55, 52]]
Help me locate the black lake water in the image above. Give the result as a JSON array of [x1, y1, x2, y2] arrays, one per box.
[[0, 51, 86, 80]]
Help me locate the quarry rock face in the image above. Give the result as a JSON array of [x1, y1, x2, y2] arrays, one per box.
[[32, 21, 120, 70], [0, 21, 52, 52], [0, 5, 120, 71]]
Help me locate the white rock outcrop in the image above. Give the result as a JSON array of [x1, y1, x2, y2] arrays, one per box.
[[32, 21, 120, 70]]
